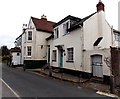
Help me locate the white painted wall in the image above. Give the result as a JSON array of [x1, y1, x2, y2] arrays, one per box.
[[12, 52, 21, 65], [83, 49, 111, 76], [24, 18, 52, 61], [48, 27, 83, 71], [48, 11, 114, 76], [83, 11, 112, 50], [21, 33, 25, 64]]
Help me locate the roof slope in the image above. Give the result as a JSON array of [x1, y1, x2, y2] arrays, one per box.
[[31, 17, 56, 33], [53, 15, 81, 28], [10, 47, 21, 52], [68, 12, 97, 31]]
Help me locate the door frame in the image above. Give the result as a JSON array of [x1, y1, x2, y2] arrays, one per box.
[[91, 54, 103, 78]]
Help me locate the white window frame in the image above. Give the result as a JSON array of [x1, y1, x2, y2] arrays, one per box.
[[28, 31, 32, 41], [27, 46, 32, 57], [54, 27, 59, 39], [67, 47, 74, 62], [63, 20, 70, 35]]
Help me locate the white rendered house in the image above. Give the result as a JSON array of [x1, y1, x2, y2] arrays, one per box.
[[15, 15, 55, 68], [46, 0, 120, 78]]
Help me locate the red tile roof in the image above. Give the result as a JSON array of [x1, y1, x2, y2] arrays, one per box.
[[31, 17, 56, 33], [10, 47, 21, 52]]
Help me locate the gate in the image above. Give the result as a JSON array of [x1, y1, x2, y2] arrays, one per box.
[[91, 55, 103, 78]]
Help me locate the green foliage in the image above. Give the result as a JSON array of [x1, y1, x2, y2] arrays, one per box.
[[0, 45, 11, 63], [0, 46, 9, 56]]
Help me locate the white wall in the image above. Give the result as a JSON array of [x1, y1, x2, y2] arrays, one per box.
[[83, 11, 112, 50], [83, 49, 111, 76], [35, 31, 51, 60], [24, 18, 52, 61], [21, 33, 25, 64], [83, 11, 112, 76], [48, 11, 112, 76], [12, 52, 21, 65], [48, 27, 83, 71]]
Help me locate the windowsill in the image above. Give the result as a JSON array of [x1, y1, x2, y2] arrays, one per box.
[[26, 56, 32, 57], [27, 40, 32, 42], [66, 60, 74, 63]]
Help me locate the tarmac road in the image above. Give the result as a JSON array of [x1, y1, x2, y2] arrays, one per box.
[[1, 63, 117, 98]]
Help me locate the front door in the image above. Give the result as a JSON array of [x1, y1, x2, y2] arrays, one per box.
[[91, 55, 103, 78], [59, 49, 63, 67]]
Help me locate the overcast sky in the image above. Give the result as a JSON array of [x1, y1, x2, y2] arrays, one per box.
[[0, 0, 119, 49]]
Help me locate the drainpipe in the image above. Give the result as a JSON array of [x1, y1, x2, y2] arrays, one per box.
[[111, 26, 114, 46], [80, 25, 84, 72]]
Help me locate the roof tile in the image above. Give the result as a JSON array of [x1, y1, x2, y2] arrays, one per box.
[[31, 17, 56, 33]]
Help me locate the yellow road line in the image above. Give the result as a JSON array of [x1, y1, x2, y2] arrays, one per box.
[[96, 91, 119, 98]]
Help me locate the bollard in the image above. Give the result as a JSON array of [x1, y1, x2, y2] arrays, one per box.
[[23, 64, 26, 71], [49, 66, 52, 77]]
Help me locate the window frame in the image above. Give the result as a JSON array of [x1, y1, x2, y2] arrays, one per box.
[[27, 46, 32, 57], [52, 50, 57, 62], [66, 47, 74, 62], [28, 31, 32, 41], [54, 27, 59, 39], [63, 20, 70, 35]]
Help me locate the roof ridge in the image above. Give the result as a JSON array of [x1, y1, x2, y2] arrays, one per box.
[[31, 16, 56, 23]]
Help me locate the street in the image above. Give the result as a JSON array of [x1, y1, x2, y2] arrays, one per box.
[[1, 63, 117, 98]]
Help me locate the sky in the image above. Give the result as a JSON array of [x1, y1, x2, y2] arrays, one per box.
[[0, 0, 119, 49]]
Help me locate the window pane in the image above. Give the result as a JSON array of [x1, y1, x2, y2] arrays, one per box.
[[27, 46, 31, 56], [52, 50, 56, 61], [54, 28, 59, 39], [67, 48, 73, 61], [28, 31, 32, 40], [17, 53, 19, 56]]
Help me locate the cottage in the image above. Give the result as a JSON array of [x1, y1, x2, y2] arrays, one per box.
[[46, 0, 120, 78]]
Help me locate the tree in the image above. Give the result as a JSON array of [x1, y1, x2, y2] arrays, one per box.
[[1, 46, 9, 56]]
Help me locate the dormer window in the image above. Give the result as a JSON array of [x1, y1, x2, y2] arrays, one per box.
[[28, 31, 32, 41], [54, 27, 59, 39], [63, 21, 70, 35]]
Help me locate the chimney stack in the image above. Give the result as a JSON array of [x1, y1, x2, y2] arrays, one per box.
[[41, 14, 47, 20], [96, 0, 105, 12]]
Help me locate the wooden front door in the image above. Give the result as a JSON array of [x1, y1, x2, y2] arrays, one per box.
[[91, 55, 103, 78], [59, 49, 63, 67]]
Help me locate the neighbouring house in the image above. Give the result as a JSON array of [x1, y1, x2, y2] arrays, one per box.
[[15, 15, 56, 68], [46, 0, 120, 79], [10, 47, 21, 66]]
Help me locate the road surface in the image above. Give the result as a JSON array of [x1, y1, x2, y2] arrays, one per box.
[[1, 63, 117, 98]]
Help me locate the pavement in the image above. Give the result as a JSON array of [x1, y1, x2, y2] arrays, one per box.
[[16, 67, 120, 98], [2, 63, 118, 98], [2, 79, 18, 98]]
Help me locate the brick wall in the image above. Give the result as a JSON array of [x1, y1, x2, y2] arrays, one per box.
[[111, 47, 120, 87]]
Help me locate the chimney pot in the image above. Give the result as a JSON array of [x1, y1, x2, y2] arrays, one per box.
[[41, 14, 47, 20]]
